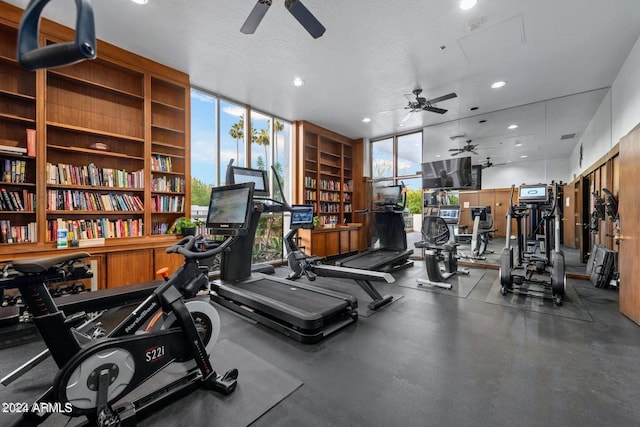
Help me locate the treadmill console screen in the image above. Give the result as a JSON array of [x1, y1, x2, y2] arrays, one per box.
[[519, 185, 549, 203], [230, 166, 269, 197], [206, 183, 254, 235], [373, 185, 403, 205], [291, 205, 314, 226], [470, 206, 488, 221], [439, 207, 460, 224]]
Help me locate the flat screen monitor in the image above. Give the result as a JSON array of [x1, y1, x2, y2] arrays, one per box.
[[470, 206, 488, 221], [518, 185, 549, 203], [373, 185, 403, 205], [439, 206, 460, 224], [421, 156, 474, 189], [229, 166, 269, 197], [291, 205, 314, 226], [206, 182, 254, 235]]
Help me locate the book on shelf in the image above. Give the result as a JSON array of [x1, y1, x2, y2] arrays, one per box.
[[151, 154, 173, 172], [47, 189, 144, 212], [0, 219, 37, 244], [2, 159, 27, 183], [26, 129, 36, 157], [49, 218, 143, 242], [46, 162, 144, 188], [0, 139, 28, 156], [0, 188, 34, 211]]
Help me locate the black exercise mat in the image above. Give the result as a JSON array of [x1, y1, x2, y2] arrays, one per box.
[[0, 339, 301, 427], [274, 268, 403, 317], [485, 276, 593, 322], [396, 268, 484, 298], [135, 339, 303, 427]]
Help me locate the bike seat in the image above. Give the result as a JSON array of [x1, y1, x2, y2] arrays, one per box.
[[12, 252, 91, 274]]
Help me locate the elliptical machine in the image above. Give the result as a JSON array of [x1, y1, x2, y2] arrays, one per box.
[[414, 215, 469, 290], [499, 183, 566, 305], [2, 183, 254, 426]]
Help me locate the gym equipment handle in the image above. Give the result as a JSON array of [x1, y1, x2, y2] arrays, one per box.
[[17, 0, 96, 71], [167, 235, 233, 260]]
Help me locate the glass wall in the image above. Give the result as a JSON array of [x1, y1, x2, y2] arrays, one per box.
[[219, 99, 247, 176], [190, 88, 292, 263]]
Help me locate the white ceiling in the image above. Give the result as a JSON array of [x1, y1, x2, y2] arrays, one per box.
[[7, 0, 640, 164]]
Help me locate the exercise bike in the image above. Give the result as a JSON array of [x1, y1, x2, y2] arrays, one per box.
[[414, 215, 469, 290], [1, 183, 253, 426]]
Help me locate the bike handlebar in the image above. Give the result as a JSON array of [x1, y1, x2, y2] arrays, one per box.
[[166, 235, 233, 260]]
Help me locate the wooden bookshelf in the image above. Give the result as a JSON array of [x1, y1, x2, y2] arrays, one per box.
[[0, 1, 190, 287], [294, 121, 364, 258]]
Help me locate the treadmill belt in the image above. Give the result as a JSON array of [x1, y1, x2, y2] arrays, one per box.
[[239, 278, 347, 315], [341, 250, 402, 269]]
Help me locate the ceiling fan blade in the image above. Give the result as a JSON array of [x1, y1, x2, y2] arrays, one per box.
[[427, 92, 458, 104], [471, 150, 479, 155], [448, 148, 462, 152], [450, 151, 460, 156], [285, 0, 326, 38], [423, 106, 448, 114], [240, 0, 272, 34], [399, 111, 413, 125]]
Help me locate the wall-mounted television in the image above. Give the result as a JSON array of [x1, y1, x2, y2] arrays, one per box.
[[421, 156, 474, 190]]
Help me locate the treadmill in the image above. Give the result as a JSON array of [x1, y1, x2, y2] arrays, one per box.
[[209, 164, 358, 343], [336, 184, 413, 273]]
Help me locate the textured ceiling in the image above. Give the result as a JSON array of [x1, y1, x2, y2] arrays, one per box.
[[6, 0, 640, 165]]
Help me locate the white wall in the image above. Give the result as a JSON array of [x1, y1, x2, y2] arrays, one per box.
[[481, 157, 570, 189], [569, 32, 640, 177]]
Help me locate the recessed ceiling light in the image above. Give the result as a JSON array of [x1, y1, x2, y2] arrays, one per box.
[[131, 0, 148, 4], [459, 0, 477, 10], [435, 154, 441, 158], [398, 123, 405, 128], [508, 124, 518, 130], [515, 142, 522, 147], [362, 117, 371, 123], [520, 155, 528, 158], [292, 77, 305, 87], [491, 81, 506, 89]]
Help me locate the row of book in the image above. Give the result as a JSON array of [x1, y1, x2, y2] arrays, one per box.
[[47, 190, 144, 212], [318, 215, 339, 226], [48, 218, 143, 241], [151, 195, 184, 213], [46, 162, 144, 189], [151, 154, 174, 172], [319, 203, 341, 214], [304, 176, 317, 189], [151, 175, 185, 193], [304, 190, 316, 201], [0, 220, 36, 244], [319, 191, 341, 202], [151, 222, 171, 235], [0, 188, 35, 211], [2, 159, 29, 184]]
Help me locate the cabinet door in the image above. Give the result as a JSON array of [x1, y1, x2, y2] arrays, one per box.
[[154, 248, 184, 276], [311, 232, 326, 258], [326, 232, 340, 257], [339, 230, 350, 254], [349, 229, 360, 252], [107, 250, 153, 288]]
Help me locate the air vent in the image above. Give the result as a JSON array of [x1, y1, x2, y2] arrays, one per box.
[[449, 134, 466, 141], [560, 133, 576, 140]]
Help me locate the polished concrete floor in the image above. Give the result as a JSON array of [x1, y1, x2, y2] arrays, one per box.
[[1, 260, 638, 426]]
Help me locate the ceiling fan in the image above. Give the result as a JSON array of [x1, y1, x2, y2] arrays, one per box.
[[398, 89, 457, 125], [480, 157, 507, 169], [449, 140, 479, 156], [241, 0, 326, 39]]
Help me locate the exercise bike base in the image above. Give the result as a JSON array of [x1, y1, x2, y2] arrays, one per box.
[[367, 295, 394, 310], [417, 278, 452, 290]]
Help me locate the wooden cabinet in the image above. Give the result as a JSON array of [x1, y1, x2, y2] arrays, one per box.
[[153, 248, 184, 276], [106, 250, 153, 288], [0, 2, 189, 267], [300, 224, 361, 258], [294, 121, 363, 257], [0, 21, 37, 245]]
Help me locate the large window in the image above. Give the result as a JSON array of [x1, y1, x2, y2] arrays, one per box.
[[190, 88, 292, 263], [220, 99, 247, 176], [371, 137, 394, 180]]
